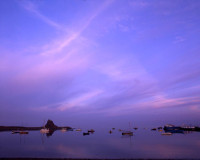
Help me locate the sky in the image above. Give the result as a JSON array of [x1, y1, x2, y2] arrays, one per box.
[[0, 0, 200, 128]]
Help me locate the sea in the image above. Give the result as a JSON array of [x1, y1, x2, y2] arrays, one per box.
[[0, 127, 200, 159]]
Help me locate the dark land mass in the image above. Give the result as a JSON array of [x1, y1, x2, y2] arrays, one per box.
[[0, 120, 72, 132], [0, 158, 195, 160]]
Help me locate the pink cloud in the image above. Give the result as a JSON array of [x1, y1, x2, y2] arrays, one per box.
[[19, 1, 64, 31], [11, 51, 89, 93], [57, 89, 104, 111], [136, 94, 200, 109]]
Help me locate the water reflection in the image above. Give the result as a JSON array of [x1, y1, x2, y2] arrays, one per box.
[[0, 128, 200, 159]]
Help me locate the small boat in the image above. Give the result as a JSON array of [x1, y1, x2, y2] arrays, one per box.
[[12, 131, 20, 134], [180, 126, 199, 131], [19, 131, 29, 134], [40, 121, 50, 134], [122, 131, 133, 136], [118, 129, 122, 132], [122, 122, 133, 136], [40, 128, 49, 134], [162, 132, 172, 135], [83, 132, 89, 136], [164, 124, 181, 131], [88, 129, 95, 133], [151, 128, 157, 131], [109, 130, 112, 134], [76, 129, 82, 131], [61, 128, 67, 132], [133, 127, 138, 130]]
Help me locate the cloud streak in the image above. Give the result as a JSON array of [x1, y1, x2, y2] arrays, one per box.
[[20, 0, 114, 56], [20, 1, 64, 30]]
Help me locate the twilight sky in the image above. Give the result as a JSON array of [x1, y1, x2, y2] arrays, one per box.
[[0, 0, 200, 128]]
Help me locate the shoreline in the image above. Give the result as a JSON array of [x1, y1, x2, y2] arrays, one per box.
[[0, 126, 72, 132], [0, 158, 195, 160]]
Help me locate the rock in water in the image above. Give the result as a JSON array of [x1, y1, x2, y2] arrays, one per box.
[[45, 119, 58, 130]]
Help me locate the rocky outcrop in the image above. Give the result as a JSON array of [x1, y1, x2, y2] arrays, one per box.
[[45, 119, 58, 130], [0, 119, 72, 135]]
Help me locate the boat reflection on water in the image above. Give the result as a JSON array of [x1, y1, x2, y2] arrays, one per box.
[[161, 132, 172, 135], [83, 132, 90, 136]]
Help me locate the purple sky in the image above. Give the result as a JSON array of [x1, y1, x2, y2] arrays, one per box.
[[0, 0, 200, 128]]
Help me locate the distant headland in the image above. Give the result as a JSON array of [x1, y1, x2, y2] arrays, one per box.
[[0, 119, 72, 135]]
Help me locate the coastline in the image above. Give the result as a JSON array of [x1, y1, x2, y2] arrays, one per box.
[[0, 158, 195, 160]]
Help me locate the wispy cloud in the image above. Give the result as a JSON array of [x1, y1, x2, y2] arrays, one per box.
[[19, 1, 64, 30], [129, 0, 149, 8], [135, 94, 200, 109], [57, 89, 104, 111], [20, 0, 114, 56], [0, 0, 115, 112], [31, 89, 104, 112], [95, 58, 156, 83], [173, 36, 186, 43], [40, 0, 113, 56]]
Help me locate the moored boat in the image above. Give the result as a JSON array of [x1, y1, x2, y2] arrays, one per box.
[[88, 129, 95, 133], [12, 131, 20, 134], [151, 128, 157, 131], [180, 126, 200, 131], [19, 131, 29, 134], [164, 124, 181, 131], [122, 131, 133, 136], [40, 128, 49, 134], [61, 128, 67, 132]]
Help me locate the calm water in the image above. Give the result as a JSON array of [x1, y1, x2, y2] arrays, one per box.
[[0, 128, 200, 159]]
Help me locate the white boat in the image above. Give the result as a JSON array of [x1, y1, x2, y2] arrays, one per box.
[[40, 128, 49, 134], [76, 128, 82, 131], [12, 131, 20, 134], [61, 128, 67, 132]]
